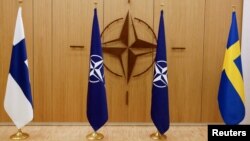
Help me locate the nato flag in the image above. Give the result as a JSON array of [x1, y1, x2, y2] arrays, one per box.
[[151, 10, 170, 135], [87, 8, 108, 131]]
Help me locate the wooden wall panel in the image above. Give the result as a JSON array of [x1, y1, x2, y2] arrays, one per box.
[[0, 0, 3, 121], [128, 0, 155, 122], [154, 0, 205, 122], [0, 0, 244, 123], [0, 0, 2, 93], [0, 0, 33, 122], [66, 0, 93, 122], [52, 0, 103, 121], [52, 0, 71, 121], [103, 0, 155, 122], [33, 0, 52, 121], [103, 0, 129, 122], [201, 0, 243, 122]]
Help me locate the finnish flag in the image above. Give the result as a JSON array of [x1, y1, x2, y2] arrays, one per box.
[[4, 7, 33, 129]]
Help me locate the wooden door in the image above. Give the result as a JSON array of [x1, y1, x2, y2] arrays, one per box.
[[153, 0, 206, 122], [33, 0, 53, 121], [50, 0, 98, 121]]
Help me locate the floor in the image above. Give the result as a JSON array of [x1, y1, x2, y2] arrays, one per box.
[[0, 125, 207, 141]]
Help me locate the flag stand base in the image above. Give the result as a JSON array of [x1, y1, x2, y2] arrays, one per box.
[[86, 132, 104, 140], [10, 129, 29, 140], [150, 132, 167, 140]]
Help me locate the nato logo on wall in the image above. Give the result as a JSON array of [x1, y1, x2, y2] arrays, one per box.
[[101, 12, 157, 83]]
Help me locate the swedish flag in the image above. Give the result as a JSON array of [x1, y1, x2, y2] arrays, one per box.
[[218, 11, 245, 125]]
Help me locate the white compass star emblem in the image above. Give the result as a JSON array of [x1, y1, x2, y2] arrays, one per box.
[[89, 55, 104, 83], [153, 60, 168, 88]]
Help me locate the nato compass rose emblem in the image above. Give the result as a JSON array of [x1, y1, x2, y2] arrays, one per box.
[[89, 55, 105, 84], [101, 12, 157, 83], [153, 61, 168, 88]]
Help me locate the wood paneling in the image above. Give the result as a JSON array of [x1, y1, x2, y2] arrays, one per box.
[[52, 0, 68, 121], [103, 0, 155, 122], [103, 0, 129, 122], [128, 0, 155, 122], [33, 0, 52, 121], [66, 0, 89, 122], [0, 0, 33, 122], [0, 0, 244, 123], [201, 0, 243, 122], [51, 0, 103, 121], [154, 0, 205, 122]]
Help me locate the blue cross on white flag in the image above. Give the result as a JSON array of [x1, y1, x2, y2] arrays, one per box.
[[4, 7, 33, 129]]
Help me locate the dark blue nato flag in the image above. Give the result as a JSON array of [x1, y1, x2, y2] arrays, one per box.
[[151, 10, 170, 135], [87, 8, 108, 131]]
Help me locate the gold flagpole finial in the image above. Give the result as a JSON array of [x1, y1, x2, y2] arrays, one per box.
[[94, 1, 98, 8], [232, 5, 236, 11], [160, 0, 165, 10], [18, 0, 23, 7], [18, 0, 23, 4]]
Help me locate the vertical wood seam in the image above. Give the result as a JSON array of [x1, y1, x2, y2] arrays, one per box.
[[51, 0, 54, 121], [200, 0, 207, 122], [32, 0, 35, 120]]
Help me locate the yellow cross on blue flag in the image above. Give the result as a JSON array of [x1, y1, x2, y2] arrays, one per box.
[[218, 11, 245, 125]]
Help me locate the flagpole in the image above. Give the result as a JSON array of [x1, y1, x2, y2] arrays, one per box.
[[150, 1, 167, 140], [86, 1, 106, 140], [18, 0, 23, 7], [94, 1, 98, 8], [232, 5, 236, 11], [9, 0, 30, 140]]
